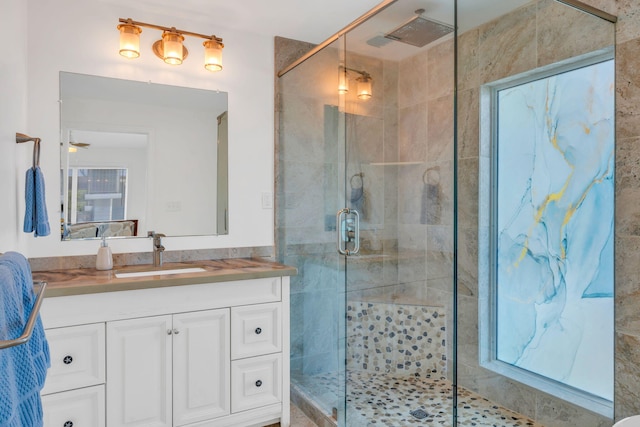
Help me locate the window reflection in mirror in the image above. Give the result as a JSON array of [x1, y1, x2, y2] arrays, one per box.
[[59, 72, 229, 240]]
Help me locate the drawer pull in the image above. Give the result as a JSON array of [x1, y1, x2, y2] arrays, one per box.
[[64, 421, 74, 427], [63, 355, 73, 365], [255, 327, 262, 335], [255, 380, 263, 387]]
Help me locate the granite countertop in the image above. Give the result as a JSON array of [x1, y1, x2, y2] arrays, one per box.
[[33, 258, 297, 298]]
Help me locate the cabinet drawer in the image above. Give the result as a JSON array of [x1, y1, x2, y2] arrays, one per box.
[[231, 353, 282, 413], [231, 303, 281, 360], [42, 384, 105, 427], [42, 323, 105, 395]]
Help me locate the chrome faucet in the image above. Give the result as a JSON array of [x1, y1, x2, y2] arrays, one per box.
[[148, 231, 166, 267]]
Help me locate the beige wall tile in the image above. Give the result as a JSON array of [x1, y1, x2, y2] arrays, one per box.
[[427, 95, 454, 162], [537, 0, 614, 68], [616, 38, 640, 140], [615, 332, 640, 420], [478, 3, 537, 84], [427, 37, 455, 100]]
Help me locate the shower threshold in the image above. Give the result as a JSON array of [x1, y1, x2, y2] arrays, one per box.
[[291, 370, 543, 426]]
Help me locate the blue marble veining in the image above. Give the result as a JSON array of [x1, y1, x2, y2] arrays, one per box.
[[495, 59, 614, 400]]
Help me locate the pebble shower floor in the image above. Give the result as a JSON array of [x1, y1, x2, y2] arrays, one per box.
[[292, 370, 543, 426]]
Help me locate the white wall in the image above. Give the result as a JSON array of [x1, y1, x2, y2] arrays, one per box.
[[0, 0, 28, 254], [19, 0, 275, 257]]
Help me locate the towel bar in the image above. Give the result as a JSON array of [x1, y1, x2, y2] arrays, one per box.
[[16, 132, 41, 168], [0, 281, 47, 350]]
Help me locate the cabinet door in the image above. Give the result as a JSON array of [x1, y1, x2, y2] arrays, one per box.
[[42, 323, 105, 395], [43, 385, 105, 427], [107, 315, 172, 427], [231, 303, 281, 360], [231, 353, 282, 413], [173, 309, 230, 426]]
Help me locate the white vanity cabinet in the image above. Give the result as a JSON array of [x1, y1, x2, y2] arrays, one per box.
[[107, 309, 230, 427], [40, 276, 291, 427]]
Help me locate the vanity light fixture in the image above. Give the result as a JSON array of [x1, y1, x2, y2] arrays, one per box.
[[339, 66, 373, 100], [117, 18, 224, 72], [356, 73, 373, 100]]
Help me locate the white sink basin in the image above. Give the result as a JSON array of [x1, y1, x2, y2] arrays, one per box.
[[114, 267, 206, 279]]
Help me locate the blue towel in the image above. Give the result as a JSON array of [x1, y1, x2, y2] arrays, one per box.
[[23, 167, 50, 237], [0, 252, 50, 427]]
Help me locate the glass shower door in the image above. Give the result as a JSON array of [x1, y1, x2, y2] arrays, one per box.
[[278, 0, 458, 425], [277, 35, 350, 425], [341, 1, 457, 424]]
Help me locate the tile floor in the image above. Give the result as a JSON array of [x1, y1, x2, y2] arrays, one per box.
[[291, 371, 543, 427], [264, 402, 319, 427]]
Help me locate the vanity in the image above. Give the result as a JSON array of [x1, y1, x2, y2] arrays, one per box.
[[34, 258, 296, 427]]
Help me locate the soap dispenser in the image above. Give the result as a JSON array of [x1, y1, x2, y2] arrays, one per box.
[[96, 236, 113, 271]]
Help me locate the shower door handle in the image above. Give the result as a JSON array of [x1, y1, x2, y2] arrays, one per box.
[[336, 208, 360, 256]]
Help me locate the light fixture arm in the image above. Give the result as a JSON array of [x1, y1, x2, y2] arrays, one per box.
[[340, 65, 371, 80], [118, 18, 223, 43]]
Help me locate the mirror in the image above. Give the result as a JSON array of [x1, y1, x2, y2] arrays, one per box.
[[59, 72, 229, 240]]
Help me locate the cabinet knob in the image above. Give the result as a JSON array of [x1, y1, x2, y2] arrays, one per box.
[[63, 355, 73, 365], [173, 329, 180, 335], [255, 380, 263, 387], [255, 327, 262, 335], [63, 421, 74, 427], [167, 329, 173, 335]]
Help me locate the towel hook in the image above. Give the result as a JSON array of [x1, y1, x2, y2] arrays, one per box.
[[350, 172, 364, 189], [423, 166, 440, 185], [16, 133, 41, 168]]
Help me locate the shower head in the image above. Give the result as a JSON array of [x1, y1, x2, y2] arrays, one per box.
[[384, 9, 454, 47]]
